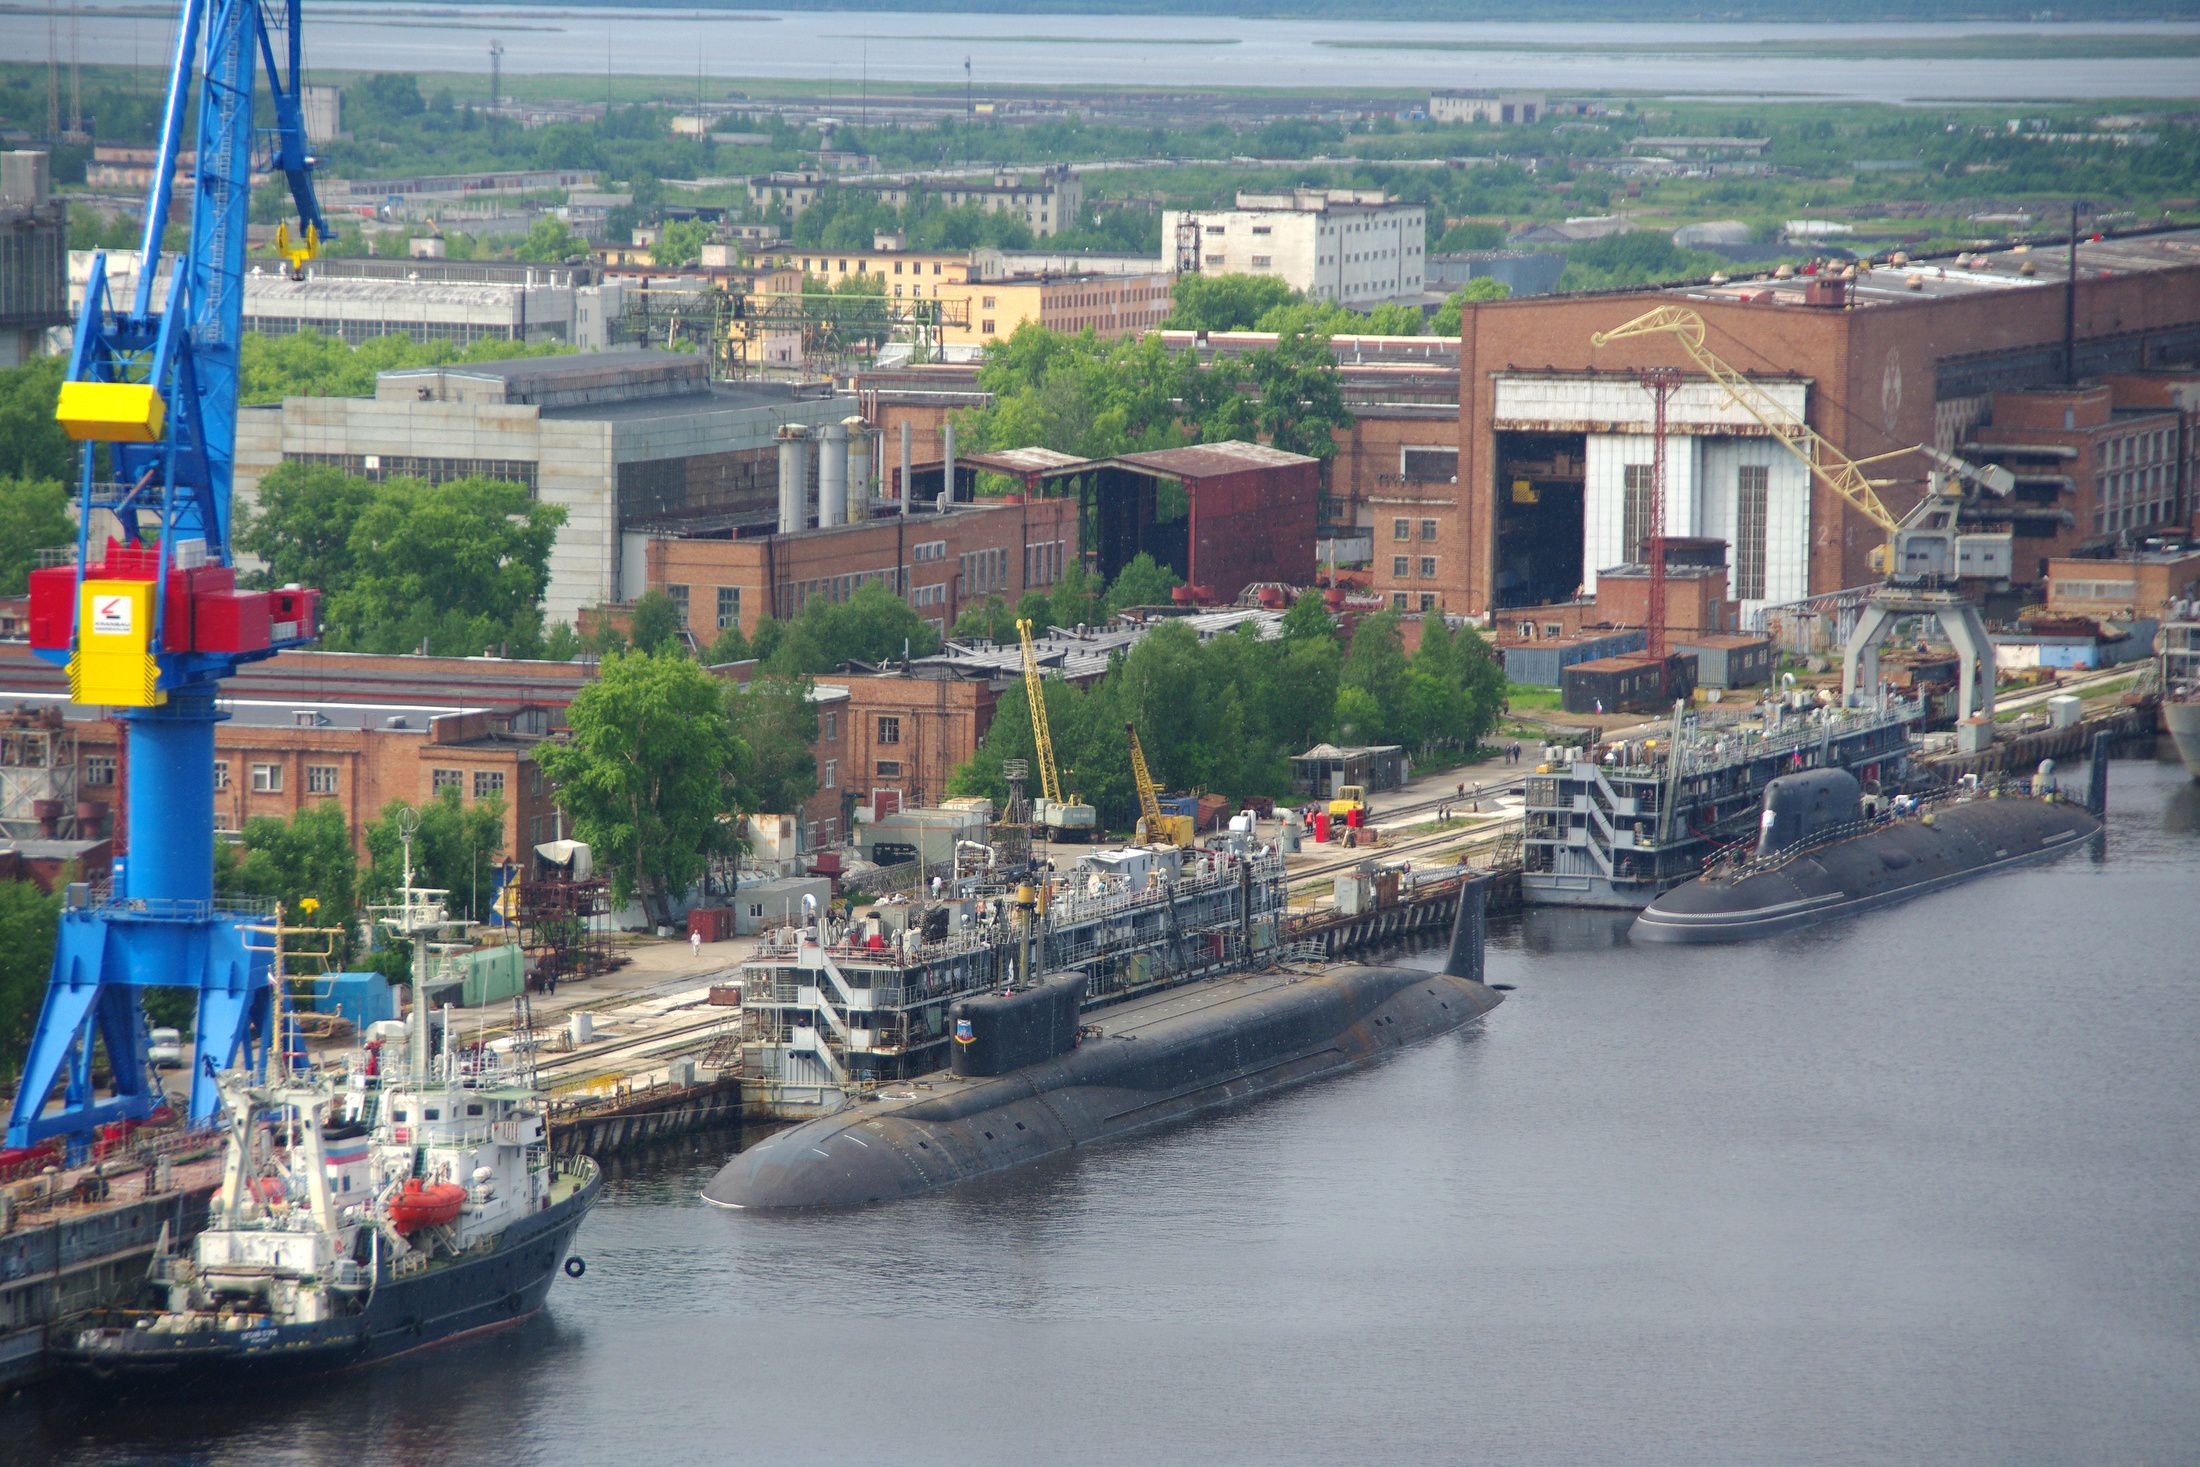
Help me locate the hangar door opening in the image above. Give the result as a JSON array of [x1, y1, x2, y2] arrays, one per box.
[[1494, 431, 1585, 609]]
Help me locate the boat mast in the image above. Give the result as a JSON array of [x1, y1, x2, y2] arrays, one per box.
[[397, 809, 430, 1084]]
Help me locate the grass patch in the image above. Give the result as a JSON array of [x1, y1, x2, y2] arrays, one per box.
[[1505, 682, 1563, 713]]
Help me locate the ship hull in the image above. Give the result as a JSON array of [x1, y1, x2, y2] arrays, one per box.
[[56, 1170, 600, 1385], [2165, 699, 2200, 782], [704, 961, 1502, 1212], [1631, 797, 2100, 945]]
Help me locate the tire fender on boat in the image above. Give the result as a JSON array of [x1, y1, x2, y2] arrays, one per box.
[[564, 1256, 586, 1279]]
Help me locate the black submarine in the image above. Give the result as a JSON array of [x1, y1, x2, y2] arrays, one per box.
[[1631, 739, 2107, 946], [702, 877, 1501, 1211]]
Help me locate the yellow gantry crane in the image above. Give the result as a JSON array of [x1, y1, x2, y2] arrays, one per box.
[[1590, 303, 2017, 723], [1016, 618, 1095, 841], [1127, 721, 1194, 848]]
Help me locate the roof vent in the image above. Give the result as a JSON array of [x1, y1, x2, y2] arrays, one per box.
[[384, 715, 410, 730]]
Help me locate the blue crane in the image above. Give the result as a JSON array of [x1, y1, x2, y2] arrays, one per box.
[[8, 0, 330, 1156]]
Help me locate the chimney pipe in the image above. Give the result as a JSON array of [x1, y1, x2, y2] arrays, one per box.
[[819, 418, 849, 529], [942, 420, 957, 506], [899, 420, 912, 516], [845, 416, 873, 523], [776, 423, 813, 533]]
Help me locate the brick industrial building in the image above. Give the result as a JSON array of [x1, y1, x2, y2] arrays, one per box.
[[1447, 229, 2200, 621]]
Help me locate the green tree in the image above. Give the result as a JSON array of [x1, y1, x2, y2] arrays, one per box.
[[1164, 273, 1298, 333], [0, 879, 60, 1080], [1103, 552, 1182, 615], [542, 622, 583, 661], [216, 803, 362, 957], [1336, 611, 1410, 743], [653, 218, 713, 267], [1429, 278, 1510, 336], [0, 356, 75, 484], [238, 330, 569, 407], [513, 216, 585, 264], [627, 590, 687, 655], [703, 623, 750, 665], [257, 474, 564, 657], [763, 581, 942, 676], [1240, 323, 1353, 462], [725, 675, 820, 817], [363, 787, 508, 925], [0, 476, 70, 596], [534, 651, 746, 925]]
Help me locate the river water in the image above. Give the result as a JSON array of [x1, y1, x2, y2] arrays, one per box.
[[16, 756, 2200, 1465], [23, 8, 2200, 103]]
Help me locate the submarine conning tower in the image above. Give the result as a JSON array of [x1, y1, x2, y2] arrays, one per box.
[[1756, 769, 1862, 858]]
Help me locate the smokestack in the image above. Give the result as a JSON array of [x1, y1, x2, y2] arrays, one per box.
[[819, 418, 849, 529], [776, 423, 812, 534], [941, 420, 956, 507], [899, 420, 912, 517], [845, 416, 872, 523]]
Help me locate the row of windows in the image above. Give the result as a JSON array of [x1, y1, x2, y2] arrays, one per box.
[[1025, 538, 1066, 587], [1392, 517, 1440, 542], [1389, 592, 1442, 612], [913, 539, 948, 563], [244, 317, 549, 348], [958, 546, 1009, 596], [288, 451, 538, 492], [913, 582, 947, 608], [2104, 427, 2175, 468], [208, 760, 344, 794], [1391, 555, 1440, 579], [791, 567, 901, 612], [431, 767, 507, 799]]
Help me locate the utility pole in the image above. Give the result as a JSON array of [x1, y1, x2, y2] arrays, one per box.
[[2063, 199, 2080, 386], [963, 56, 972, 167], [489, 39, 504, 111]]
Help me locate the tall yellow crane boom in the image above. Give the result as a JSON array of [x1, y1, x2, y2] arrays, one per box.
[[1126, 721, 1163, 830], [1590, 304, 1904, 540], [1016, 617, 1063, 807], [1126, 720, 1194, 847]]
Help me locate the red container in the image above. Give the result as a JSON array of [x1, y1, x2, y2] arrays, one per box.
[[686, 907, 730, 943], [268, 586, 319, 641], [1313, 810, 1331, 844], [194, 591, 271, 653], [27, 566, 75, 649]]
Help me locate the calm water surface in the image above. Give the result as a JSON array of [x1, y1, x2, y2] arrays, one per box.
[[17, 758, 2200, 1465], [21, 8, 2200, 102]]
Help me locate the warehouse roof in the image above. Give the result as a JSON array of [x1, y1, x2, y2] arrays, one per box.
[[1671, 225, 2200, 309]]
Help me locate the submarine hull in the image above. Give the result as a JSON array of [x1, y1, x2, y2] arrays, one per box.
[[1631, 796, 2101, 946], [703, 947, 1501, 1211]]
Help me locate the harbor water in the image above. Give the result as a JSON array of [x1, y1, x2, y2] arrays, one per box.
[[16, 758, 2200, 1464]]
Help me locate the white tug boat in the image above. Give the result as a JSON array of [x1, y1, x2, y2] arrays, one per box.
[[63, 841, 599, 1382]]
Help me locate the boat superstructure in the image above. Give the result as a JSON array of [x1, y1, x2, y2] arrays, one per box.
[[2160, 599, 2200, 780], [1521, 687, 1920, 908], [60, 840, 599, 1382], [740, 844, 1288, 1118]]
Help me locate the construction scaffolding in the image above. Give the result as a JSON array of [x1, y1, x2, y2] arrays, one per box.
[[614, 284, 969, 380], [0, 706, 79, 842], [515, 874, 621, 987]]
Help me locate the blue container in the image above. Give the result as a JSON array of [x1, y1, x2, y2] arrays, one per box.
[[319, 971, 396, 1031]]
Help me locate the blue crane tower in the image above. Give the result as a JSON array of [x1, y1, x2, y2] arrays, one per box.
[[7, 0, 330, 1157]]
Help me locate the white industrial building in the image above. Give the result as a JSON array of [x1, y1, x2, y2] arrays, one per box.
[[1490, 374, 1814, 621], [69, 252, 627, 350], [1162, 190, 1426, 307]]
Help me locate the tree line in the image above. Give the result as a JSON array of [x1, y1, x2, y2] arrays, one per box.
[[947, 597, 1506, 830]]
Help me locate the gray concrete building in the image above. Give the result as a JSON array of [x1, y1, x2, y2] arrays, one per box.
[[233, 351, 848, 628], [0, 152, 68, 366]]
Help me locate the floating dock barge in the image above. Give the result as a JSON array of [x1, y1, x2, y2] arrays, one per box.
[[1521, 692, 1920, 909]]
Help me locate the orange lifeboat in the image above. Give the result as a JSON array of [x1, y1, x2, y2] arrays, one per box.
[[386, 1177, 466, 1232]]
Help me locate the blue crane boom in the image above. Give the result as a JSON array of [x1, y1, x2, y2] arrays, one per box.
[[8, 0, 330, 1156]]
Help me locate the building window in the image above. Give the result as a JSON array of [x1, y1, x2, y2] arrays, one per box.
[[1392, 556, 1409, 577], [716, 585, 742, 630], [981, 295, 996, 309], [1420, 556, 1438, 579], [876, 760, 902, 779], [1420, 594, 1438, 611], [85, 754, 116, 786], [213, 761, 230, 791], [251, 763, 282, 794], [982, 320, 996, 335], [1622, 463, 1658, 563], [1392, 517, 1410, 541], [1420, 518, 1439, 541], [432, 768, 463, 794], [1390, 592, 1409, 610], [822, 711, 837, 742], [877, 716, 901, 745], [1736, 465, 1770, 601], [306, 764, 339, 795], [664, 584, 690, 627], [822, 758, 837, 791], [473, 771, 506, 800]]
